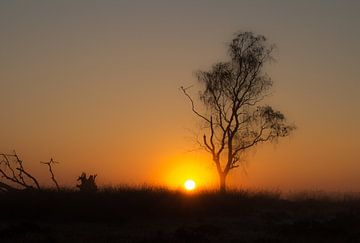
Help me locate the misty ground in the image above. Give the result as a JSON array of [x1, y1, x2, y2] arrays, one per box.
[[0, 188, 360, 242]]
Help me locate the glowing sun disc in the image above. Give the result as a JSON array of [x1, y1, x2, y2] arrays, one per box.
[[184, 179, 196, 191]]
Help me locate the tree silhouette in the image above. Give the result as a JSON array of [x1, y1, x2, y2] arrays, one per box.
[[182, 31, 295, 192], [40, 158, 60, 191], [0, 151, 62, 192], [0, 151, 41, 191]]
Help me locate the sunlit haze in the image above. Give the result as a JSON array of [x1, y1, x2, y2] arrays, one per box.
[[0, 1, 359, 191]]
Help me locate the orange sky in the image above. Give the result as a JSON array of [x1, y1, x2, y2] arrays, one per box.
[[0, 1, 359, 191]]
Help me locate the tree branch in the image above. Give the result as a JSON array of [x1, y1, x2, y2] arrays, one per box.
[[41, 158, 60, 191], [181, 86, 211, 123]]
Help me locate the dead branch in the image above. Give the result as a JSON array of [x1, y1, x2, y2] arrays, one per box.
[[0, 152, 41, 191], [41, 158, 60, 191]]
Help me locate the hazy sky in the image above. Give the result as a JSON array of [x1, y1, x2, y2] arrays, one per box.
[[1, 0, 359, 191]]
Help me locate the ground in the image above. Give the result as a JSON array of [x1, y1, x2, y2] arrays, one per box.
[[0, 188, 359, 242]]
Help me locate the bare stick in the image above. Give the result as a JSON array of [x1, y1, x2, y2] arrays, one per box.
[[41, 158, 60, 191]]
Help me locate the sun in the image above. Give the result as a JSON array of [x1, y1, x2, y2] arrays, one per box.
[[184, 179, 196, 191]]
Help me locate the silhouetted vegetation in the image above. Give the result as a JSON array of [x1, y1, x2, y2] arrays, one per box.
[[0, 187, 359, 242], [182, 31, 295, 192], [76, 172, 98, 192], [0, 151, 64, 193], [40, 158, 60, 191], [0, 152, 41, 191]]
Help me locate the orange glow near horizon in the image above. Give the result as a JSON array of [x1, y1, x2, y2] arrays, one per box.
[[159, 154, 217, 190]]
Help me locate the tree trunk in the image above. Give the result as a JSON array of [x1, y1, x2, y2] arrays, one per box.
[[219, 172, 227, 193]]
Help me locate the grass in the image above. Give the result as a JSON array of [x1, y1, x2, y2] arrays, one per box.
[[0, 186, 360, 242], [0, 186, 284, 220]]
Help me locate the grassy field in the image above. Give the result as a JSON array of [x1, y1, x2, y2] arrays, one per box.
[[0, 187, 360, 242]]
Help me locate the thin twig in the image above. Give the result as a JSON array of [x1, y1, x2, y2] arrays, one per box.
[[41, 158, 60, 191]]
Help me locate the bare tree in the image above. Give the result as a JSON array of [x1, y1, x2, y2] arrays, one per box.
[[41, 158, 60, 191], [182, 31, 295, 192], [0, 151, 63, 192], [0, 151, 41, 191]]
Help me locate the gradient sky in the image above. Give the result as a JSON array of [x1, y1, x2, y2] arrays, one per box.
[[1, 0, 359, 191]]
